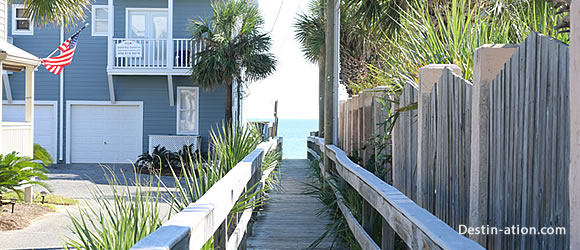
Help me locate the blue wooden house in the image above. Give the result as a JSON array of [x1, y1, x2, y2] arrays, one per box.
[[1, 0, 231, 164]]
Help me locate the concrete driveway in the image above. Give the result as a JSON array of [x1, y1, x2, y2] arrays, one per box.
[[0, 163, 176, 250]]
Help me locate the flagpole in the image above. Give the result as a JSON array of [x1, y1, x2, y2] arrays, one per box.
[[35, 23, 89, 70]]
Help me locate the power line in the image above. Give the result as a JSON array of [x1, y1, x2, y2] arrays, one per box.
[[270, 0, 285, 33], [272, 0, 304, 55]]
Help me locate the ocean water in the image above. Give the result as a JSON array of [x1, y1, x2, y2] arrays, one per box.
[[277, 119, 317, 159], [250, 118, 317, 159]]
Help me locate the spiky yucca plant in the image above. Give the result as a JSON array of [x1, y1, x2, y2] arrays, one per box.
[[64, 167, 162, 250]]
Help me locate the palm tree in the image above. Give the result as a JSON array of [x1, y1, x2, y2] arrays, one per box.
[[190, 0, 277, 125], [294, 0, 325, 135], [22, 0, 91, 27]]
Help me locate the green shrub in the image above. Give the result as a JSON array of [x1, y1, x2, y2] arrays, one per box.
[[135, 145, 178, 169], [33, 143, 54, 166], [0, 152, 49, 195]]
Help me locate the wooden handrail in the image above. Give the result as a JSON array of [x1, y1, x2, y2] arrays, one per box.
[[132, 137, 282, 250], [307, 136, 484, 250]]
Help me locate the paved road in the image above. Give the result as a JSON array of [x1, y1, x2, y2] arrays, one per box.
[[0, 163, 175, 250]]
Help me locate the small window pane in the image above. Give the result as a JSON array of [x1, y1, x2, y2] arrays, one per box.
[[129, 13, 146, 38], [16, 8, 27, 18], [180, 89, 196, 109], [16, 20, 30, 30], [95, 8, 108, 19], [179, 111, 196, 132], [95, 20, 107, 33]]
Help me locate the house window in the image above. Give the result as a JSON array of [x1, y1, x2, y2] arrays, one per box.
[[92, 5, 108, 36], [177, 87, 199, 135], [12, 4, 33, 35], [126, 9, 168, 39]]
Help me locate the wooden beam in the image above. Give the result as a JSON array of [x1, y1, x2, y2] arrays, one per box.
[[107, 74, 115, 104]]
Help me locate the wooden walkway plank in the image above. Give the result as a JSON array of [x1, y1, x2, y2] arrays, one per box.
[[247, 159, 338, 249]]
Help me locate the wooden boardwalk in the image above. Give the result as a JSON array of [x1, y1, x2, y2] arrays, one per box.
[[247, 159, 337, 249]]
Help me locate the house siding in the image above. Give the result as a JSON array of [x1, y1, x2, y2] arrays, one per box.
[[4, 0, 225, 161]]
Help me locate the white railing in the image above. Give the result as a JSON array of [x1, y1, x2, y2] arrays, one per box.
[[148, 135, 201, 154], [1, 122, 33, 157], [113, 38, 202, 69], [132, 137, 283, 250]]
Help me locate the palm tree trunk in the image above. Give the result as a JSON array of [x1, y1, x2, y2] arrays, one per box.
[[225, 83, 233, 126]]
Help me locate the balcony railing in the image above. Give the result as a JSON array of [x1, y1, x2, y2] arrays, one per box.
[[112, 38, 203, 69], [1, 122, 33, 157]]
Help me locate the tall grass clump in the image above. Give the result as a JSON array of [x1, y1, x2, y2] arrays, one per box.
[[162, 123, 278, 248], [64, 167, 162, 249], [371, 0, 568, 91], [164, 123, 263, 212], [63, 124, 279, 250]]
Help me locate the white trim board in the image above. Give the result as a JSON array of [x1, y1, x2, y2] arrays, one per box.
[[65, 101, 144, 164], [2, 100, 58, 159]]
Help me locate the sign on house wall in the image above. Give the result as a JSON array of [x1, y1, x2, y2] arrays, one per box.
[[116, 41, 142, 57]]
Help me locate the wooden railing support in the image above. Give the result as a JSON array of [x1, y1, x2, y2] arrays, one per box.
[[468, 44, 516, 246]]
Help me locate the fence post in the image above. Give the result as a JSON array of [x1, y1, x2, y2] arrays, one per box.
[[469, 44, 516, 246], [570, 1, 580, 248], [417, 64, 460, 208]]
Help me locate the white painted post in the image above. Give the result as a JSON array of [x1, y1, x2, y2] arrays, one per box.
[[469, 44, 516, 246], [569, 1, 580, 248], [24, 65, 34, 157], [167, 0, 174, 70], [416, 64, 460, 207], [107, 0, 114, 70]]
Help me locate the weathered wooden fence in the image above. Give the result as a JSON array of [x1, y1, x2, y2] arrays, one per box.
[[485, 33, 570, 250], [307, 136, 484, 250], [433, 69, 472, 229], [132, 137, 282, 250], [392, 84, 418, 201], [334, 32, 570, 249]]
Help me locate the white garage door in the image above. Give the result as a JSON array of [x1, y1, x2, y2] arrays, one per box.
[[69, 104, 142, 163], [2, 102, 57, 159]]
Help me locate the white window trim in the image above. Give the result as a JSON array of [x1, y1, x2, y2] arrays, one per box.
[[12, 4, 33, 35], [91, 5, 108, 36], [176, 86, 199, 135], [125, 8, 169, 38]]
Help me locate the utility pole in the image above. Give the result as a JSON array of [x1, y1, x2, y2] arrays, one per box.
[[324, 0, 338, 146], [319, 47, 325, 137]]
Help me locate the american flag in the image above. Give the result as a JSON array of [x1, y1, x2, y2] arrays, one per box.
[[42, 25, 86, 75]]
